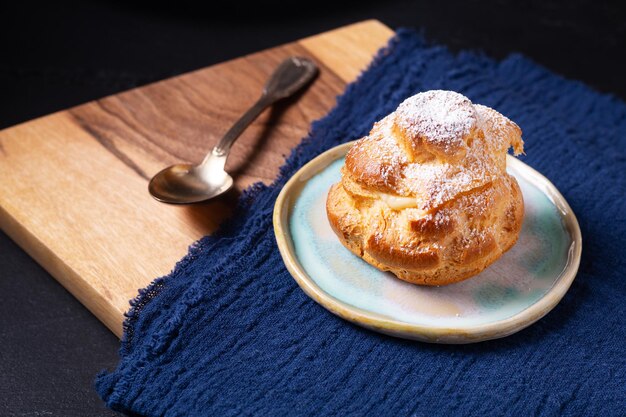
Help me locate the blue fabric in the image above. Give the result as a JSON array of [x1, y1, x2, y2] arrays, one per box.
[[96, 30, 626, 416]]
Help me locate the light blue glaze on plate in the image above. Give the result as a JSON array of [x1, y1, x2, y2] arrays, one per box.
[[289, 157, 574, 329]]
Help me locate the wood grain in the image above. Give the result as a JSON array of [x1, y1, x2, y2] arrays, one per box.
[[0, 20, 394, 337]]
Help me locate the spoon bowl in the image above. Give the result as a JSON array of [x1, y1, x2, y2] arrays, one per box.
[[149, 153, 234, 204]]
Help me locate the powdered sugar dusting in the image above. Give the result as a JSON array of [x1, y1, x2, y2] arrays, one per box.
[[347, 115, 408, 189], [395, 90, 477, 160], [344, 90, 524, 212]]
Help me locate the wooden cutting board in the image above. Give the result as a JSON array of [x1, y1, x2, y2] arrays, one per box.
[[0, 20, 393, 337]]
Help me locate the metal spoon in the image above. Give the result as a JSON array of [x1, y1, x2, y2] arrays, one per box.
[[148, 56, 318, 204]]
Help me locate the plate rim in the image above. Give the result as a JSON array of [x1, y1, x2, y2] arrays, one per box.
[[273, 141, 582, 343]]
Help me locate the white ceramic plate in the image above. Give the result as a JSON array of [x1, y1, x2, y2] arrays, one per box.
[[273, 142, 582, 343]]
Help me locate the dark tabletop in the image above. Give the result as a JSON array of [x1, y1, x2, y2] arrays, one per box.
[[1, 1, 624, 415]]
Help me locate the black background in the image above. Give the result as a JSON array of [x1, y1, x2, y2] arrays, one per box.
[[1, 1, 624, 415]]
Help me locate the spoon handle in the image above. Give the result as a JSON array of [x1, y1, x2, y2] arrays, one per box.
[[210, 56, 318, 159], [211, 97, 271, 157]]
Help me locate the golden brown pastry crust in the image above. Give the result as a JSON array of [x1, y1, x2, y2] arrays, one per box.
[[326, 90, 524, 285]]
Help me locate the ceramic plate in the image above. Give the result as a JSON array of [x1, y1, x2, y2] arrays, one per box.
[[273, 142, 581, 343]]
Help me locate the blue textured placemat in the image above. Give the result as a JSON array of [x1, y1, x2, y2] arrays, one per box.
[[96, 30, 626, 416]]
